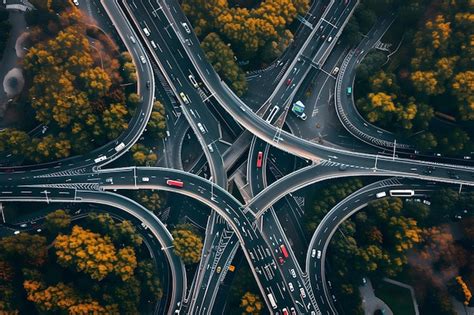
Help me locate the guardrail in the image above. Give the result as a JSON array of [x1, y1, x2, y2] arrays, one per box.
[[334, 50, 411, 150]]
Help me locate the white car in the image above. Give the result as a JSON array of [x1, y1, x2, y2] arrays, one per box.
[[288, 282, 294, 292], [140, 55, 147, 64], [197, 123, 206, 134], [179, 92, 190, 104], [311, 249, 316, 258], [142, 177, 150, 182], [181, 22, 191, 34], [290, 269, 296, 278], [332, 66, 339, 75], [73, 0, 79, 6], [317, 250, 322, 259]]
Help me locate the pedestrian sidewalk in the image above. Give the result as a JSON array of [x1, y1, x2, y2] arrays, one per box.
[[359, 279, 393, 315]]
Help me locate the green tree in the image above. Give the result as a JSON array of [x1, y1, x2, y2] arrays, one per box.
[[0, 234, 47, 266], [135, 190, 165, 213], [45, 209, 71, 234], [136, 260, 163, 301], [147, 101, 167, 139], [201, 32, 248, 96]]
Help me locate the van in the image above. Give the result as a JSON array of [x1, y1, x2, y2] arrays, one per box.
[[197, 123, 205, 134], [150, 40, 157, 49], [143, 27, 150, 36], [376, 191, 387, 198], [332, 66, 339, 75], [129, 35, 136, 44]]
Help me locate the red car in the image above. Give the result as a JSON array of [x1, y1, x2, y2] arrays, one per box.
[[286, 78, 292, 86], [256, 151, 263, 168], [278, 256, 284, 265]]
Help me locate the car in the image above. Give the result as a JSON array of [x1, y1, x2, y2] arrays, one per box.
[[143, 27, 150, 36], [216, 266, 221, 273], [185, 39, 192, 46], [150, 40, 157, 49], [290, 307, 297, 315], [188, 74, 199, 88], [73, 0, 79, 5], [20, 223, 27, 228], [286, 78, 292, 86], [311, 249, 316, 258], [376, 191, 387, 198], [197, 123, 206, 134], [129, 35, 136, 44], [423, 200, 431, 205], [179, 92, 190, 104], [278, 256, 284, 265], [332, 67, 339, 75], [464, 156, 471, 160], [300, 287, 306, 298], [290, 269, 296, 278], [282, 308, 289, 315], [181, 22, 191, 34], [317, 250, 322, 259], [142, 177, 150, 182], [288, 282, 294, 292], [146, 81, 150, 89], [14, 231, 20, 235], [327, 36, 333, 42], [140, 55, 146, 64], [207, 144, 214, 152], [362, 277, 367, 285], [256, 151, 263, 168], [346, 86, 352, 95]]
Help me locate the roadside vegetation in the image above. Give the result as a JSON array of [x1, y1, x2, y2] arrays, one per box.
[[0, 0, 138, 165], [0, 209, 163, 314], [0, 8, 11, 60], [171, 223, 204, 265], [351, 1, 474, 155], [181, 0, 310, 95], [226, 257, 265, 315], [305, 180, 474, 314]]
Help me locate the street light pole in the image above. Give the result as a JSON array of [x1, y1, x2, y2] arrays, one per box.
[[392, 139, 397, 161]]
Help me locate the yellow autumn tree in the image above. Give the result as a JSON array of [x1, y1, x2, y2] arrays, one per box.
[[240, 292, 263, 315], [54, 225, 136, 281], [172, 224, 203, 265]]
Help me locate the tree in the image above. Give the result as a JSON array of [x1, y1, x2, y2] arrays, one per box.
[[45, 209, 71, 234], [201, 32, 247, 96], [0, 234, 47, 266], [80, 67, 112, 98], [147, 101, 167, 139], [102, 103, 129, 139], [85, 213, 143, 248], [135, 190, 165, 213], [136, 260, 163, 301], [0, 129, 31, 158], [54, 225, 137, 281], [171, 224, 203, 264], [240, 292, 263, 314], [450, 276, 472, 306], [415, 132, 438, 151], [130, 143, 157, 166]]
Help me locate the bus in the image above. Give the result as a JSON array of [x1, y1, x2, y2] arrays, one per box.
[[256, 151, 263, 168], [389, 189, 414, 197], [166, 180, 184, 188], [267, 293, 277, 309], [280, 244, 289, 258], [265, 106, 280, 123]]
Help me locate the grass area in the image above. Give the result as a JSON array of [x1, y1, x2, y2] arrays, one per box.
[[374, 281, 416, 315]]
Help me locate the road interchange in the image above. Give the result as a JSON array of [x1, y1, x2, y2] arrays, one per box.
[[0, 0, 473, 314]]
